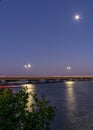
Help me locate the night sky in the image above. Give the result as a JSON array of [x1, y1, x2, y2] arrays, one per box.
[[0, 0, 93, 76]]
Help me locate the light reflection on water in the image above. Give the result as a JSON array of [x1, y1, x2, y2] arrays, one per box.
[[65, 81, 75, 108], [65, 81, 77, 121], [21, 84, 36, 111], [65, 81, 75, 88]]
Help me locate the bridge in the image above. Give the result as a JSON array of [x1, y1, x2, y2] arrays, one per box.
[[0, 76, 93, 85]]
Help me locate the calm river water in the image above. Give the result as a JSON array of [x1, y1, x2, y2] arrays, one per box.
[[3, 81, 93, 130]]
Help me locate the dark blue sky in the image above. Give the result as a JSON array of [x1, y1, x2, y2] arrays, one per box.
[[0, 0, 93, 76]]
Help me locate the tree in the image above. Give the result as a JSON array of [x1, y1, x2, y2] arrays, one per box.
[[0, 87, 55, 130]]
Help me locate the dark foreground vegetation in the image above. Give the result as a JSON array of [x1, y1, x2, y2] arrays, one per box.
[[0, 87, 55, 130]]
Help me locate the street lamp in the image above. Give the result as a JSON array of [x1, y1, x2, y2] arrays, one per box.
[[24, 64, 31, 75], [66, 66, 71, 71], [66, 66, 71, 76]]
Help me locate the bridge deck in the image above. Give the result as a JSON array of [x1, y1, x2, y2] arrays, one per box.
[[0, 76, 93, 81]]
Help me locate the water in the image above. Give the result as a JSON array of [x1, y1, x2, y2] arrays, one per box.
[[1, 81, 93, 130]]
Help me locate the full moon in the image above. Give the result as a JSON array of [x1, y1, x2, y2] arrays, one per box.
[[74, 14, 80, 20]]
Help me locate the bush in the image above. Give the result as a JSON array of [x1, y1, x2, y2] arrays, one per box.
[[0, 87, 55, 130]]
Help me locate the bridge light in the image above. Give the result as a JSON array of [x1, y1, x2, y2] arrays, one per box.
[[66, 66, 71, 71], [24, 64, 31, 75], [24, 64, 31, 69]]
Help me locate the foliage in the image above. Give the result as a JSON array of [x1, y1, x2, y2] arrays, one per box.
[[0, 87, 56, 130]]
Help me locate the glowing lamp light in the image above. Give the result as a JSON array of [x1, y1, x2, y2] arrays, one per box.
[[66, 66, 71, 71], [24, 64, 31, 69]]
